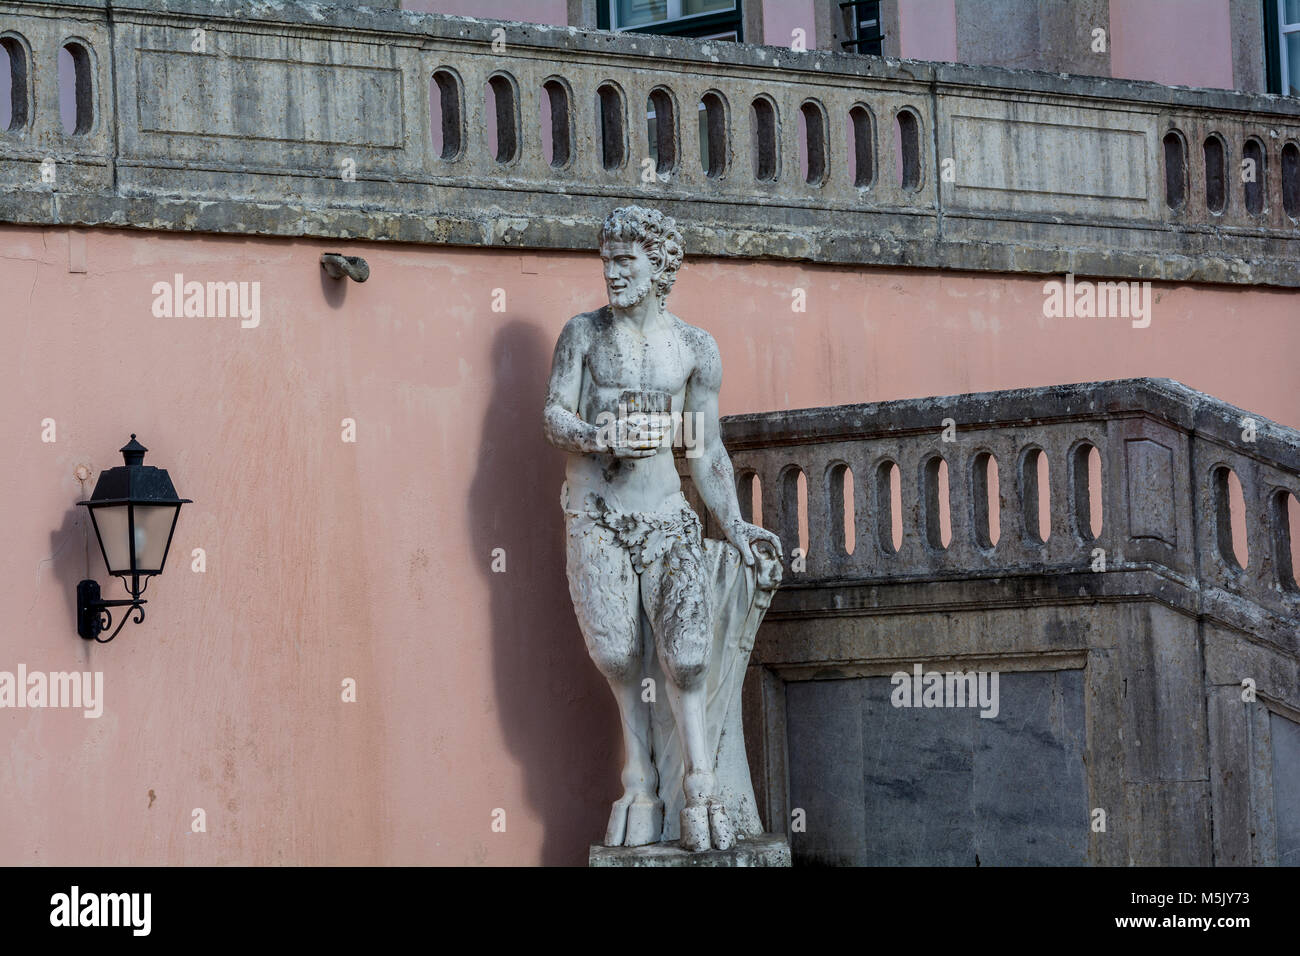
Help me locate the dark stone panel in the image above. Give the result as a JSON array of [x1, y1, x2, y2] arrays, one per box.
[[785, 678, 866, 865], [787, 669, 1087, 865], [1270, 710, 1300, 866], [971, 670, 1089, 865]]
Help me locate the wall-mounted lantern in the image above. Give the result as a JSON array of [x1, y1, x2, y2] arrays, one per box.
[[76, 436, 191, 643]]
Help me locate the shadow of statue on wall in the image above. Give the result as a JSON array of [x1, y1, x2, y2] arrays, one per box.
[[467, 319, 621, 866]]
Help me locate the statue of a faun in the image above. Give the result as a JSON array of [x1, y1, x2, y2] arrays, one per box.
[[543, 206, 783, 852]]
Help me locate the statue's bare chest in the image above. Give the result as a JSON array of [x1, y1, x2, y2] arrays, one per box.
[[583, 323, 694, 396]]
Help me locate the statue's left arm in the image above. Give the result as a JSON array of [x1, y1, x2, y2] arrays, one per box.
[[684, 332, 783, 568]]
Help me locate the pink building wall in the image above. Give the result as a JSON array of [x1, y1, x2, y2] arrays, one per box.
[[898, 0, 958, 63], [1109, 0, 1235, 89], [761, 0, 816, 47], [396, 0, 1240, 93], [2, 224, 1296, 865]]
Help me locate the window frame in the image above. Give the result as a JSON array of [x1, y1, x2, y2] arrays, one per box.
[[599, 1, 743, 42], [840, 0, 884, 55], [1266, 0, 1300, 95]]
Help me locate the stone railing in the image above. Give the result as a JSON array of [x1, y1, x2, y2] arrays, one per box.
[[703, 378, 1300, 637], [2, 0, 1300, 285], [700, 379, 1300, 866]]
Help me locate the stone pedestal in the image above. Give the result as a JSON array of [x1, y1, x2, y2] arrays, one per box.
[[589, 833, 791, 867]]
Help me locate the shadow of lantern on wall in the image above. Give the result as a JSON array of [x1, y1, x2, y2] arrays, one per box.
[[76, 436, 191, 643]]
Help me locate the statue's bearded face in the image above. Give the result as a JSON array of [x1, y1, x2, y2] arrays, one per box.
[[600, 239, 658, 309]]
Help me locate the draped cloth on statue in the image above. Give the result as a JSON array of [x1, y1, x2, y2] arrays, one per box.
[[646, 531, 781, 840], [562, 481, 782, 842]]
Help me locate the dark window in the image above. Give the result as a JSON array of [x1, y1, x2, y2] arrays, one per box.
[[1, 35, 30, 131], [429, 69, 462, 160], [647, 87, 677, 173], [1204, 135, 1227, 213], [1282, 141, 1300, 217], [800, 100, 827, 185], [849, 105, 875, 187], [60, 41, 94, 135], [485, 73, 518, 164], [895, 108, 922, 191], [542, 79, 571, 168], [1272, 489, 1300, 591], [1243, 137, 1267, 215], [596, 83, 626, 170], [699, 91, 727, 177], [750, 96, 778, 181], [1162, 130, 1187, 209], [1264, 0, 1300, 96], [840, 1, 884, 55], [600, 1, 743, 42]]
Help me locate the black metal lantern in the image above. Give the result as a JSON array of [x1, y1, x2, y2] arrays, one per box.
[[76, 435, 191, 643]]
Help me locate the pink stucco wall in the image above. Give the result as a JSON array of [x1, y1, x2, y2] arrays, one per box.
[[2, 224, 1296, 865], [761, 0, 816, 47], [897, 0, 958, 63], [1110, 0, 1235, 89]]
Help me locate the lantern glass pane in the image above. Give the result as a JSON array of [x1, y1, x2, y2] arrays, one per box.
[[90, 504, 133, 574], [133, 504, 179, 572]]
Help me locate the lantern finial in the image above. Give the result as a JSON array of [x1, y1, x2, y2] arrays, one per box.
[[120, 435, 148, 466]]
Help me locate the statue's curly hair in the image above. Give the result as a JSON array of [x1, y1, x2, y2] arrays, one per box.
[[599, 205, 685, 297]]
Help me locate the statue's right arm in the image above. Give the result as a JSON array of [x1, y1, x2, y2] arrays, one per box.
[[543, 315, 602, 455]]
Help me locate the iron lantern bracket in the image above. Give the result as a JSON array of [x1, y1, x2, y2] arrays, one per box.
[[76, 579, 147, 643]]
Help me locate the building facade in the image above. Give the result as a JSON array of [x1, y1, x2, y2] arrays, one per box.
[[0, 0, 1297, 865]]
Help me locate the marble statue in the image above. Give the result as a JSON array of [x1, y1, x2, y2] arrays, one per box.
[[543, 205, 783, 852]]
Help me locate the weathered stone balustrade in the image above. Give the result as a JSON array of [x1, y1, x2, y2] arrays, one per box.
[[711, 378, 1300, 636], [694, 379, 1300, 865], [2, 0, 1300, 285]]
